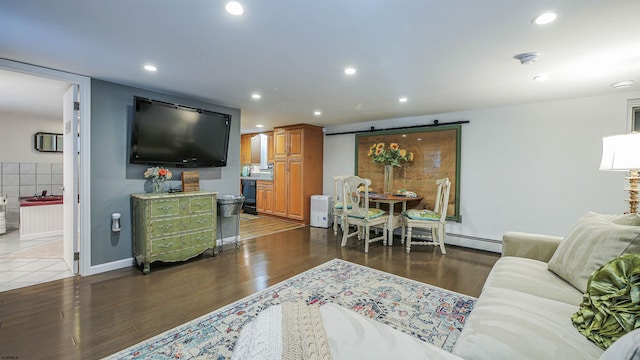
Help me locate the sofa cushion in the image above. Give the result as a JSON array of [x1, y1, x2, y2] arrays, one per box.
[[452, 287, 603, 360], [483, 256, 583, 305], [548, 212, 640, 293]]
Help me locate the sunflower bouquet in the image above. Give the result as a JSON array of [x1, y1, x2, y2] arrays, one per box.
[[367, 142, 413, 167]]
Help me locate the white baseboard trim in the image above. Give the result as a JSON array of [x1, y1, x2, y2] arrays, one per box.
[[86, 257, 134, 276], [86, 238, 239, 276], [86, 239, 234, 276], [20, 229, 63, 241]]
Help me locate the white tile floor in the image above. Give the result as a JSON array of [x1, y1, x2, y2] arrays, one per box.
[[0, 229, 73, 292]]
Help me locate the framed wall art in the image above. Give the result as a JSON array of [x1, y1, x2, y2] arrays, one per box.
[[355, 125, 461, 221]]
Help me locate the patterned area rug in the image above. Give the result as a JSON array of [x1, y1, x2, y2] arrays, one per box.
[[105, 259, 476, 359]]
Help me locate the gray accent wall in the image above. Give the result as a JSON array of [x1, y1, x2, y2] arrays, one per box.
[[90, 79, 241, 266]]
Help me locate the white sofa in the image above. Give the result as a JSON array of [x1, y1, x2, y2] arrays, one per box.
[[452, 231, 604, 359], [453, 210, 640, 360]]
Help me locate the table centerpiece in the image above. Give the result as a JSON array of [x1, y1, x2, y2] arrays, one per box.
[[368, 142, 413, 194]]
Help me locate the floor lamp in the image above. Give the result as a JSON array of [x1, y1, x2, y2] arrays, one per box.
[[599, 133, 640, 213]]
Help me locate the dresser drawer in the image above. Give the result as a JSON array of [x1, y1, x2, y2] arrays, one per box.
[[151, 234, 190, 255], [191, 229, 214, 246], [190, 214, 213, 230], [190, 196, 213, 213], [150, 198, 181, 217], [149, 217, 188, 238]]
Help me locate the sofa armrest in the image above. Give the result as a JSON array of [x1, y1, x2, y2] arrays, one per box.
[[502, 231, 563, 263]]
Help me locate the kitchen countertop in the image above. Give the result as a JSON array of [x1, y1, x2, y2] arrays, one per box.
[[240, 176, 273, 181]]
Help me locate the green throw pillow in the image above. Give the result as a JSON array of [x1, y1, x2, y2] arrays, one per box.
[[572, 253, 640, 350]]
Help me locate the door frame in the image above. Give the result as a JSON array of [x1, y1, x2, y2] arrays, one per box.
[[0, 59, 92, 276]]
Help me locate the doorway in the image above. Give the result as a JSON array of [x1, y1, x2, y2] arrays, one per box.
[[0, 60, 91, 290]]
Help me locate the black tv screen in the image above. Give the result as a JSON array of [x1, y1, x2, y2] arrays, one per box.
[[130, 97, 232, 167]]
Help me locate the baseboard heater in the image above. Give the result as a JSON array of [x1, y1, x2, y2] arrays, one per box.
[[397, 228, 501, 253]]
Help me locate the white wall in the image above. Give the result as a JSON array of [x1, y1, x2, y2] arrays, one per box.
[[0, 111, 63, 163], [324, 91, 640, 251]]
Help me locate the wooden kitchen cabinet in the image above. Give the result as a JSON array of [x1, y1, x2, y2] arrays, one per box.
[[287, 128, 303, 157], [273, 160, 287, 217], [240, 134, 252, 164], [267, 131, 274, 163], [286, 159, 304, 219], [256, 180, 274, 214], [272, 124, 323, 224], [274, 130, 287, 158]]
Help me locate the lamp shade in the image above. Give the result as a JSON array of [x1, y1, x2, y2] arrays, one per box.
[[600, 133, 640, 171]]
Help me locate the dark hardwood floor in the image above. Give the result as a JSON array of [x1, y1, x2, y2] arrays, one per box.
[[0, 225, 499, 360]]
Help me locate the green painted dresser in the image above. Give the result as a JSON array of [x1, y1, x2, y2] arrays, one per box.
[[131, 191, 218, 274]]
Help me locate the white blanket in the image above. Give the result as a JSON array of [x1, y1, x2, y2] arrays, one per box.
[[232, 303, 463, 360]]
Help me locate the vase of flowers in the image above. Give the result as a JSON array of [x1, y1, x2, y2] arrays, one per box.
[[368, 142, 413, 194], [144, 166, 173, 193]]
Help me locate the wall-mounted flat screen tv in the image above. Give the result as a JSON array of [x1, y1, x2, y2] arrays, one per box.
[[130, 96, 232, 167]]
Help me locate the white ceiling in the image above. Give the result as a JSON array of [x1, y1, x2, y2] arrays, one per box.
[[0, 1, 639, 132], [0, 69, 70, 119]]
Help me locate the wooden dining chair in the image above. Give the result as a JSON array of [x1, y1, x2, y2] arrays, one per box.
[[341, 176, 389, 253], [332, 175, 350, 236], [402, 178, 451, 254]]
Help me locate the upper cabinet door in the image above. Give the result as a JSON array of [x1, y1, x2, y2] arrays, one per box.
[[267, 131, 274, 163], [240, 134, 252, 164], [287, 129, 303, 157], [274, 130, 287, 158], [250, 134, 262, 163]]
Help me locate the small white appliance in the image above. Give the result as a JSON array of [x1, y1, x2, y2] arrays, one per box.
[[310, 195, 333, 228], [0, 195, 6, 234]]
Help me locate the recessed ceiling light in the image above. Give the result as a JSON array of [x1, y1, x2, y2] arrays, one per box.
[[256, 124, 264, 128], [344, 67, 356, 75], [532, 12, 557, 25], [611, 80, 636, 89], [144, 65, 157, 72], [514, 52, 540, 65], [314, 111, 322, 116], [533, 73, 550, 81], [226, 1, 244, 15], [398, 97, 408, 103], [251, 93, 261, 100]]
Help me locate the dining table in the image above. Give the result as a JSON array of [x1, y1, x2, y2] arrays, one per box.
[[367, 192, 423, 246]]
